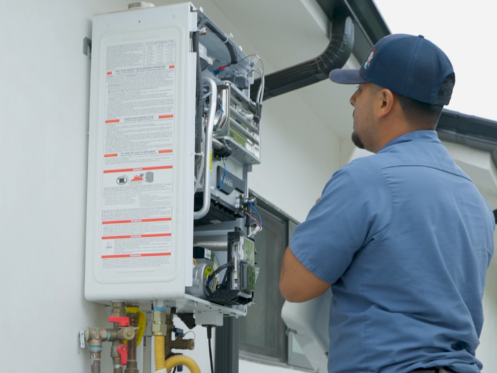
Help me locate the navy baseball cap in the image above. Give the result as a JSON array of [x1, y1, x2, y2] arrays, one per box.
[[329, 34, 455, 105]]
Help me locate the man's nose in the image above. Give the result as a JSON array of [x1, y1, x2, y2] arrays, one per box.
[[350, 91, 357, 107]]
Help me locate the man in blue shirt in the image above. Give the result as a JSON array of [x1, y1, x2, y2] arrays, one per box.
[[280, 34, 494, 373]]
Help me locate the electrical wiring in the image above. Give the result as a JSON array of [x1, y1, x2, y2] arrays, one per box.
[[245, 201, 263, 238], [182, 330, 196, 341], [253, 67, 265, 105], [245, 212, 260, 228], [206, 326, 214, 373], [205, 262, 234, 296], [215, 159, 227, 190], [247, 201, 263, 230]]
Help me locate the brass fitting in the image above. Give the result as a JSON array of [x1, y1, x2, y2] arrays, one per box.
[[152, 310, 168, 335], [171, 337, 195, 350], [111, 302, 127, 317], [84, 327, 136, 344]]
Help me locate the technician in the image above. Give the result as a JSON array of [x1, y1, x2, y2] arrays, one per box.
[[279, 34, 494, 373]]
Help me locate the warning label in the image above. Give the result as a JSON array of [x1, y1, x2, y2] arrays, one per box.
[[100, 38, 178, 270], [103, 40, 177, 166], [100, 166, 174, 269]]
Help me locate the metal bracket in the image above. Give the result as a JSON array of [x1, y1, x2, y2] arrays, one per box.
[[83, 37, 92, 58], [79, 330, 85, 348]]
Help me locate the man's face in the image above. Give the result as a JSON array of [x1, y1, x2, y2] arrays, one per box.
[[349, 83, 377, 151]]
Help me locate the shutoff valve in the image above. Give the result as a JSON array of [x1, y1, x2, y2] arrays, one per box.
[[108, 316, 130, 327], [117, 344, 128, 365]]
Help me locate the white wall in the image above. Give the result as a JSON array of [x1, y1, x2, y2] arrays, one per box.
[[0, 1, 130, 372], [0, 0, 341, 372]]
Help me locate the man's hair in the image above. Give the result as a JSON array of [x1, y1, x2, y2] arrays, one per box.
[[393, 73, 455, 129]]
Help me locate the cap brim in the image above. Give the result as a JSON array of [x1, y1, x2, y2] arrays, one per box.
[[329, 69, 368, 84]]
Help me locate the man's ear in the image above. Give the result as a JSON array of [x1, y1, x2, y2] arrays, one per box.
[[377, 88, 395, 118]]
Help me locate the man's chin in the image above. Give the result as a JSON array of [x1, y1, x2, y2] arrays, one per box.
[[351, 132, 365, 149]]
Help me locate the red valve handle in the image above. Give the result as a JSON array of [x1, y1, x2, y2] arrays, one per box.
[[117, 344, 128, 366], [108, 316, 130, 327]]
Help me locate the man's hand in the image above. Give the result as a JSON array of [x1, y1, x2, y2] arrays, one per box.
[[279, 247, 331, 302]]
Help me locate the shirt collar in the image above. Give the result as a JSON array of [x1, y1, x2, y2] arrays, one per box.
[[378, 130, 440, 153]]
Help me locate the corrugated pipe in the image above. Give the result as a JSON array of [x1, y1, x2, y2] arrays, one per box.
[[250, 12, 354, 102], [154, 336, 200, 373]]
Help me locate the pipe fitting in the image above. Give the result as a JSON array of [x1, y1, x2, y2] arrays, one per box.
[[85, 327, 135, 344], [153, 310, 168, 335], [171, 337, 195, 350], [111, 302, 127, 317]]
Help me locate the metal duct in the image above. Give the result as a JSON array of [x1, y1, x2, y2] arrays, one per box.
[[250, 12, 354, 102]]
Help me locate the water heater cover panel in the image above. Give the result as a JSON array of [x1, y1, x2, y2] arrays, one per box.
[[85, 3, 196, 302]]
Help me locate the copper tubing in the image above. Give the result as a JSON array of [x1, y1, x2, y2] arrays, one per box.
[[125, 311, 139, 373], [111, 340, 122, 373], [90, 349, 101, 373]]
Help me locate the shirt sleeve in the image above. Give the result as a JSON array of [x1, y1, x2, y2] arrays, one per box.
[[289, 159, 391, 284]]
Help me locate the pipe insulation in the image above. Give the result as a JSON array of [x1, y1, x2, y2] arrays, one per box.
[[250, 14, 354, 102]]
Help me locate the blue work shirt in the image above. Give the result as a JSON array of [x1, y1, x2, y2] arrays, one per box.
[[290, 131, 494, 373]]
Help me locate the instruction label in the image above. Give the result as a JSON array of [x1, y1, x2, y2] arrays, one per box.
[[100, 39, 178, 269], [104, 40, 177, 166]]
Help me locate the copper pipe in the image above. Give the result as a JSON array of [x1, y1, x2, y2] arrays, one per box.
[[90, 349, 101, 373], [112, 340, 123, 373], [125, 311, 139, 373], [111, 302, 127, 373]]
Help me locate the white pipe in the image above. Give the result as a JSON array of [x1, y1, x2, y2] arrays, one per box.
[[194, 77, 217, 220]]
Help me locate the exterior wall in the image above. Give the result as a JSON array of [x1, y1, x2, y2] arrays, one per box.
[[0, 1, 129, 372], [0, 0, 340, 372]]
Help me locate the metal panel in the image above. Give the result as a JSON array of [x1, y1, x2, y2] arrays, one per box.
[[85, 3, 195, 302]]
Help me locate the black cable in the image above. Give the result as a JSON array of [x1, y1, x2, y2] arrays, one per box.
[[205, 262, 234, 296], [207, 326, 214, 373]]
